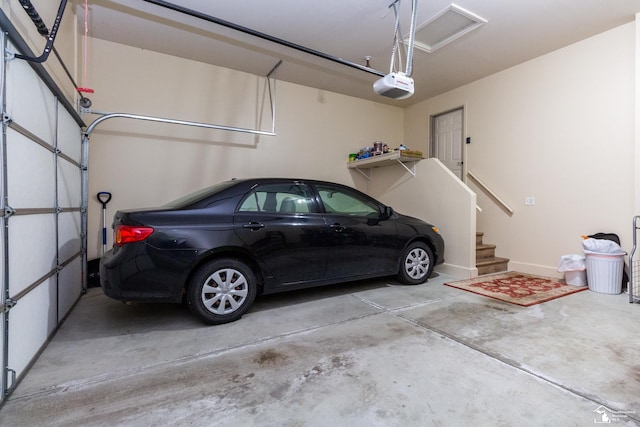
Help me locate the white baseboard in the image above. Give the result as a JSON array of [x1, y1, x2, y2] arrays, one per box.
[[436, 262, 563, 280], [435, 263, 477, 279], [508, 261, 563, 279]]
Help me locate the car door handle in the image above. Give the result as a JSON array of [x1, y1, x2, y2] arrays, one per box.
[[330, 224, 346, 232], [243, 222, 265, 230]]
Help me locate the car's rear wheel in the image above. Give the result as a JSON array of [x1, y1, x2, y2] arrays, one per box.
[[398, 242, 434, 285], [187, 259, 257, 325]]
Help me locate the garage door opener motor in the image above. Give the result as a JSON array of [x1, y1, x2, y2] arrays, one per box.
[[373, 0, 418, 100]]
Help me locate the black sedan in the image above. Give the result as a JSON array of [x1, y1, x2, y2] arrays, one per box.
[[100, 178, 444, 324]]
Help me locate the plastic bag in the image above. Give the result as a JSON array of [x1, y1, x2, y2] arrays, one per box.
[[558, 254, 586, 272], [582, 238, 625, 255]]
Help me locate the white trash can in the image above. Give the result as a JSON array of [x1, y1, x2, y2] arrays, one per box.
[[565, 269, 587, 287], [558, 254, 587, 286], [584, 252, 624, 294]]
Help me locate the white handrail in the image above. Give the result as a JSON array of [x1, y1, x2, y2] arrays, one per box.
[[467, 171, 514, 216]]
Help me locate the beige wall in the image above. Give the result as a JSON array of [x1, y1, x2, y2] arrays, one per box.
[[17, 7, 631, 277], [367, 158, 477, 278], [403, 22, 637, 277], [85, 38, 404, 258]]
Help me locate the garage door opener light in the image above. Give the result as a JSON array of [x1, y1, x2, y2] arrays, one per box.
[[373, 0, 418, 100]]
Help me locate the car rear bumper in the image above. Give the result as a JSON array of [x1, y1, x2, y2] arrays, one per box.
[[99, 244, 193, 303]]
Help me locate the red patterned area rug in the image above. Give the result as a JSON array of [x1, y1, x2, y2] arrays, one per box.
[[444, 271, 588, 307]]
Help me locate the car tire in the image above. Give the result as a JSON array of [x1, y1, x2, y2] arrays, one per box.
[[187, 259, 257, 325], [397, 242, 434, 285]]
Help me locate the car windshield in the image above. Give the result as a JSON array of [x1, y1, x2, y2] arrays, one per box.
[[163, 181, 237, 208], [316, 184, 380, 216]]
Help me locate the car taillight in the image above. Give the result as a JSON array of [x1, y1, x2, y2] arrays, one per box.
[[115, 225, 154, 246]]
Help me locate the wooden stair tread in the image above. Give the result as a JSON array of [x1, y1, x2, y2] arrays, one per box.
[[476, 232, 508, 275], [476, 256, 510, 275], [476, 256, 509, 266], [476, 243, 496, 250]]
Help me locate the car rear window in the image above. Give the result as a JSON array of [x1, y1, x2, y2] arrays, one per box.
[[164, 181, 237, 208]]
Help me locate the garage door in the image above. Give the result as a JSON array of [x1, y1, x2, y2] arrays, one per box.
[[0, 34, 84, 402]]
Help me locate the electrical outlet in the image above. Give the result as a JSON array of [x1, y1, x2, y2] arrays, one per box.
[[525, 197, 535, 206]]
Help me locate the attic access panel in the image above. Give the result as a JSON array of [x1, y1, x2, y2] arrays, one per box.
[[406, 3, 487, 53]]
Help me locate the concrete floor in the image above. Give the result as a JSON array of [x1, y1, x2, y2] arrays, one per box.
[[1, 271, 639, 426]]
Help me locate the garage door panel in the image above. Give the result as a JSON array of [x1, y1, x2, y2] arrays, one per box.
[[1, 30, 84, 402], [0, 222, 4, 396], [6, 129, 55, 208], [57, 104, 82, 163], [5, 49, 56, 144], [58, 258, 82, 320], [7, 277, 57, 382], [8, 215, 57, 296], [59, 212, 81, 262], [58, 160, 81, 208]]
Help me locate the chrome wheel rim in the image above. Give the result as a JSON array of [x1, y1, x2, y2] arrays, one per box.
[[405, 247, 430, 280], [201, 268, 249, 315]]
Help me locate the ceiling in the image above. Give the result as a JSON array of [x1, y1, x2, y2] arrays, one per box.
[[74, 0, 640, 107]]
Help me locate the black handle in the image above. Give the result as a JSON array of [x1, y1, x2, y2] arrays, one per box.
[[242, 222, 265, 231], [97, 191, 112, 208]]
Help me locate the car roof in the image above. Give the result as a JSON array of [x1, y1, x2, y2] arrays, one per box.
[[228, 177, 350, 187], [170, 178, 363, 209]]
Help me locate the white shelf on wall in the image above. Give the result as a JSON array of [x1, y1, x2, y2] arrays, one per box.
[[347, 151, 423, 180]]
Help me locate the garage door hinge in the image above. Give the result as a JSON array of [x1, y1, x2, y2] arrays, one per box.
[[6, 368, 16, 391], [4, 205, 15, 219], [4, 48, 15, 62], [2, 113, 12, 125], [2, 298, 17, 313]]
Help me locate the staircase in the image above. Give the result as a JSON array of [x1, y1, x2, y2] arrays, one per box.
[[476, 232, 509, 275]]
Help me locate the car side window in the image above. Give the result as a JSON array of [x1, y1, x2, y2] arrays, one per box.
[[316, 185, 379, 216], [238, 183, 315, 214]]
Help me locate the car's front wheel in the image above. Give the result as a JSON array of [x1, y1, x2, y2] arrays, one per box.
[[397, 242, 434, 285], [187, 259, 257, 325]]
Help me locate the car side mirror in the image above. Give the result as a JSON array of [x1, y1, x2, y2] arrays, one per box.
[[381, 206, 394, 219]]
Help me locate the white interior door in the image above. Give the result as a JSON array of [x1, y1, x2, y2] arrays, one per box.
[[432, 108, 463, 179]]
